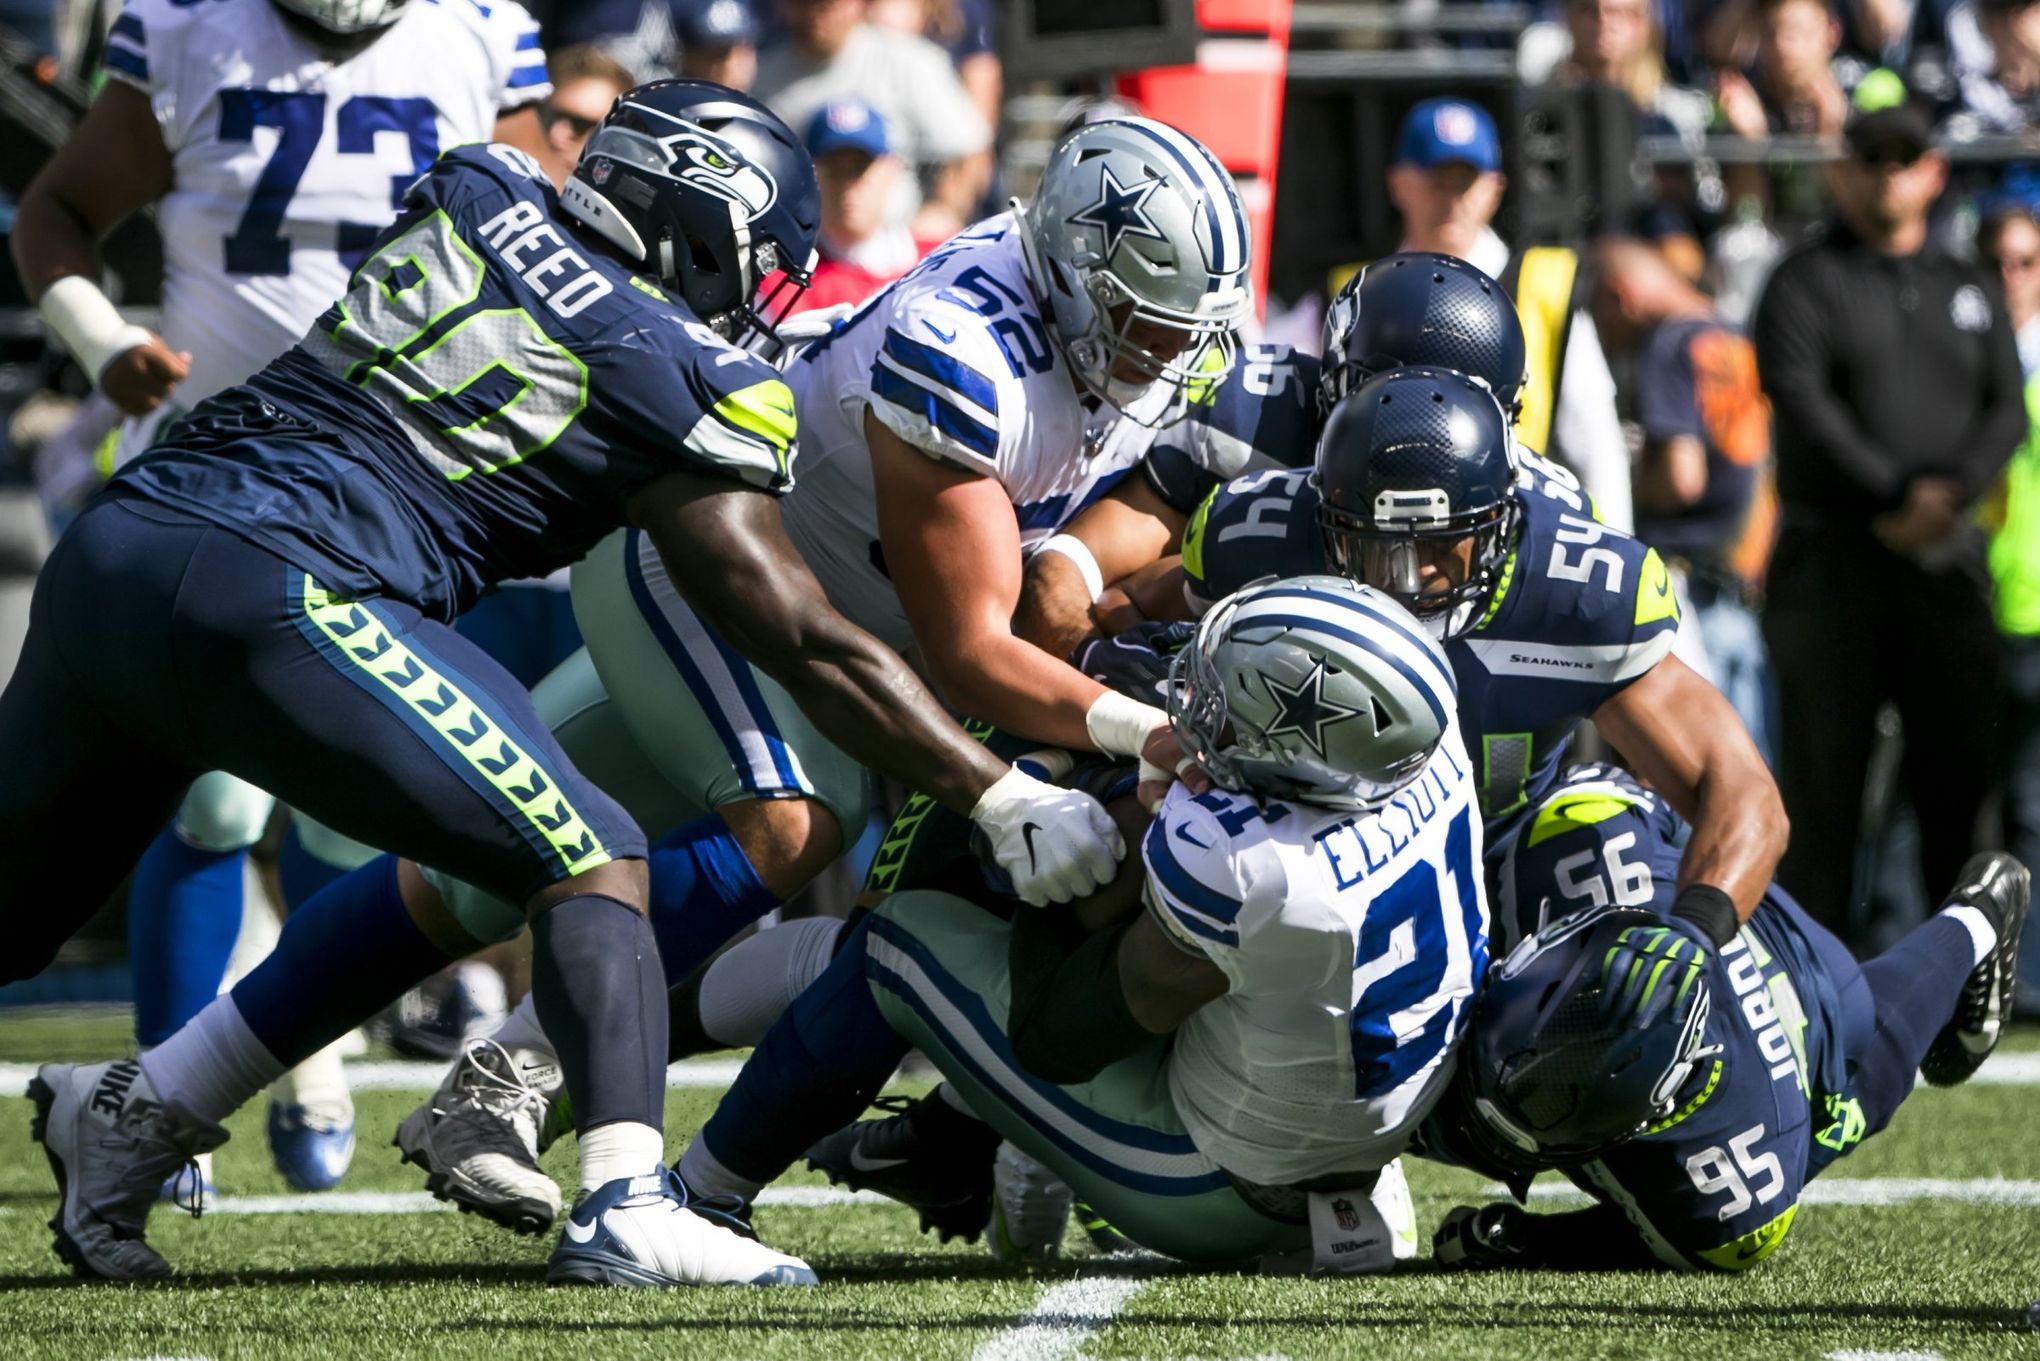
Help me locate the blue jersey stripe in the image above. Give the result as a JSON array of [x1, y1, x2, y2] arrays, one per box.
[[880, 327, 999, 417], [109, 12, 145, 44], [1164, 902, 1240, 947], [505, 65, 548, 89], [514, 29, 542, 50], [1144, 819, 1245, 923], [872, 365, 998, 460], [102, 43, 148, 81]]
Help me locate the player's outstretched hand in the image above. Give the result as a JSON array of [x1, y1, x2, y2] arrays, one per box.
[[100, 336, 190, 417], [1071, 620, 1196, 705], [1432, 1203, 1526, 1270], [1137, 724, 1211, 812], [971, 767, 1125, 907]]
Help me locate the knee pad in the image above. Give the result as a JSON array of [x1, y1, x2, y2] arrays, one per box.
[[290, 815, 381, 873], [176, 773, 277, 852], [418, 864, 530, 946]]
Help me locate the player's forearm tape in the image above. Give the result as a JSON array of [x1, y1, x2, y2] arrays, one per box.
[[1037, 534, 1105, 602], [1672, 884, 1740, 948], [1085, 689, 1168, 761], [1006, 909, 1146, 1085], [38, 276, 153, 385]]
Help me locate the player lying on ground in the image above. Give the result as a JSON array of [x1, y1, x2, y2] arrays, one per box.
[[372, 115, 1255, 1225], [9, 80, 1122, 1289], [1421, 765, 2029, 1272], [16, 0, 551, 1195], [668, 576, 1489, 1277]]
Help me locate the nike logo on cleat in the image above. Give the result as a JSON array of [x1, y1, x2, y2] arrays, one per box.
[[90, 1061, 141, 1118], [562, 1214, 599, 1244], [848, 1146, 910, 1173]]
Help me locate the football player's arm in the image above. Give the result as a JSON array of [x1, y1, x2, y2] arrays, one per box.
[[13, 81, 186, 415], [1434, 1201, 1693, 1271], [630, 471, 1122, 906], [871, 411, 1184, 785], [1593, 655, 1787, 936], [1014, 477, 1188, 659]]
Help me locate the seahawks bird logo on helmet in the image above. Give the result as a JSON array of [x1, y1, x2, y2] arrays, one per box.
[[561, 80, 820, 347], [1168, 575, 1457, 810], [1017, 118, 1253, 427]]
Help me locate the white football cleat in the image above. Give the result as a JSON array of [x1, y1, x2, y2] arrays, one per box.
[[1370, 1158, 1420, 1261], [547, 1168, 817, 1288], [28, 1059, 225, 1281], [395, 1038, 562, 1235], [987, 1142, 1072, 1265]]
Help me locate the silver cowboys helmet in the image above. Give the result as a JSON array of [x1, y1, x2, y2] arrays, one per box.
[[1018, 117, 1252, 426], [1168, 575, 1457, 810], [271, 0, 411, 35]]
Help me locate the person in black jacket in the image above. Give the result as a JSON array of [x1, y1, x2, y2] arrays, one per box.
[[1754, 81, 2027, 941]]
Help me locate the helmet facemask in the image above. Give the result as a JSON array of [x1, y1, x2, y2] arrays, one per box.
[[270, 0, 410, 36], [1043, 257, 1240, 425], [1318, 490, 1519, 642]]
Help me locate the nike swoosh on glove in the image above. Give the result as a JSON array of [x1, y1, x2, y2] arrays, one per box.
[[970, 766, 1124, 907], [1070, 621, 1198, 704]]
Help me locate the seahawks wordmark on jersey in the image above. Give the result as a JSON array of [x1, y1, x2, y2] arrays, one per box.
[[115, 145, 799, 622], [779, 215, 1237, 652], [1141, 740, 1488, 1188], [104, 0, 548, 460], [1182, 452, 1680, 844]]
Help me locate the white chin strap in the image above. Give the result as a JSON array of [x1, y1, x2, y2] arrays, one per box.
[[559, 176, 648, 263]]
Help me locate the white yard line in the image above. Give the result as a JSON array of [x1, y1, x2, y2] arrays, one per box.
[[0, 1058, 745, 1092], [1823, 1351, 1944, 1361], [208, 1185, 891, 1216], [1507, 1177, 2040, 1208], [970, 1277, 1148, 1361]]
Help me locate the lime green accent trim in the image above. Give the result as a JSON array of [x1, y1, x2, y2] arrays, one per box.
[[1526, 790, 1645, 848], [1181, 487, 1217, 584], [713, 378, 799, 478], [1182, 344, 1229, 407], [1477, 545, 1518, 630], [862, 717, 995, 894], [1479, 731, 1534, 819], [1814, 1093, 1867, 1155], [629, 276, 668, 301], [335, 210, 485, 382], [418, 310, 590, 482], [1643, 1057, 1721, 1135], [300, 577, 612, 876], [1697, 1204, 1796, 1271], [1634, 547, 1679, 627], [1989, 373, 2040, 634], [93, 426, 118, 480]]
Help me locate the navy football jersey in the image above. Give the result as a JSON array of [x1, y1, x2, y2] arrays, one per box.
[[112, 144, 798, 622], [1490, 766, 1870, 1270], [1141, 345, 1320, 514], [1182, 451, 1681, 843]]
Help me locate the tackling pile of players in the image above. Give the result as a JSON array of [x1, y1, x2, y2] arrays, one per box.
[[1, 0, 2028, 1289]]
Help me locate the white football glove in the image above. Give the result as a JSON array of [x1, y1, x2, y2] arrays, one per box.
[[970, 766, 1124, 908]]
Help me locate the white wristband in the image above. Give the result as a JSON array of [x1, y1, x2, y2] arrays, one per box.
[[39, 276, 153, 386], [1037, 533, 1104, 602], [1085, 689, 1167, 760]]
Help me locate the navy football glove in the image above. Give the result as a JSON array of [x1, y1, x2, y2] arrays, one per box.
[[1071, 621, 1197, 704]]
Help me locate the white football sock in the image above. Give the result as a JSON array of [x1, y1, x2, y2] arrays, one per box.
[[139, 995, 286, 1127], [677, 1136, 764, 1203], [1942, 904, 1998, 968], [578, 1120, 663, 1191], [697, 917, 847, 1049], [269, 1039, 353, 1120]]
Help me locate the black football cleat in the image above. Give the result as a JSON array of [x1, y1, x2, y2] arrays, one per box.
[[805, 1092, 1000, 1243], [1921, 852, 2031, 1088]]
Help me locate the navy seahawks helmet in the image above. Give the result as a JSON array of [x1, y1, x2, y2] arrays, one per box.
[[1460, 906, 1714, 1169], [561, 80, 820, 345], [1314, 366, 1520, 640], [1319, 254, 1527, 422]]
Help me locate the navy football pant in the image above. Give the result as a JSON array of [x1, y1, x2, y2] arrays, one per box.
[[0, 497, 643, 984]]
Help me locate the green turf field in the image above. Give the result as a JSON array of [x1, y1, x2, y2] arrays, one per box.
[[0, 1007, 2034, 1361]]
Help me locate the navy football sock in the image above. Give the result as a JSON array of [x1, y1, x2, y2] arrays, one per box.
[[531, 893, 667, 1133], [699, 919, 909, 1186], [130, 825, 247, 1048], [231, 856, 451, 1065], [647, 813, 781, 984], [275, 823, 351, 913], [1855, 913, 1978, 1133]]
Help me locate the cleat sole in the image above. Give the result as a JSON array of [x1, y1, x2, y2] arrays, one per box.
[[393, 1133, 555, 1236]]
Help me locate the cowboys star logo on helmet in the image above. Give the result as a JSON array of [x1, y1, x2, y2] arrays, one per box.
[[1260, 658, 1369, 758], [1067, 165, 1168, 258]]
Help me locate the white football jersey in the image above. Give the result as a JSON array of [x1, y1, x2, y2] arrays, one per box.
[[1143, 736, 1489, 1187], [104, 0, 547, 459], [778, 214, 1187, 652]]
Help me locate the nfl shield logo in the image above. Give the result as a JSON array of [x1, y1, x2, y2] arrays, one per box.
[[590, 158, 615, 186], [1436, 105, 1478, 146], [1332, 1197, 1361, 1232]]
